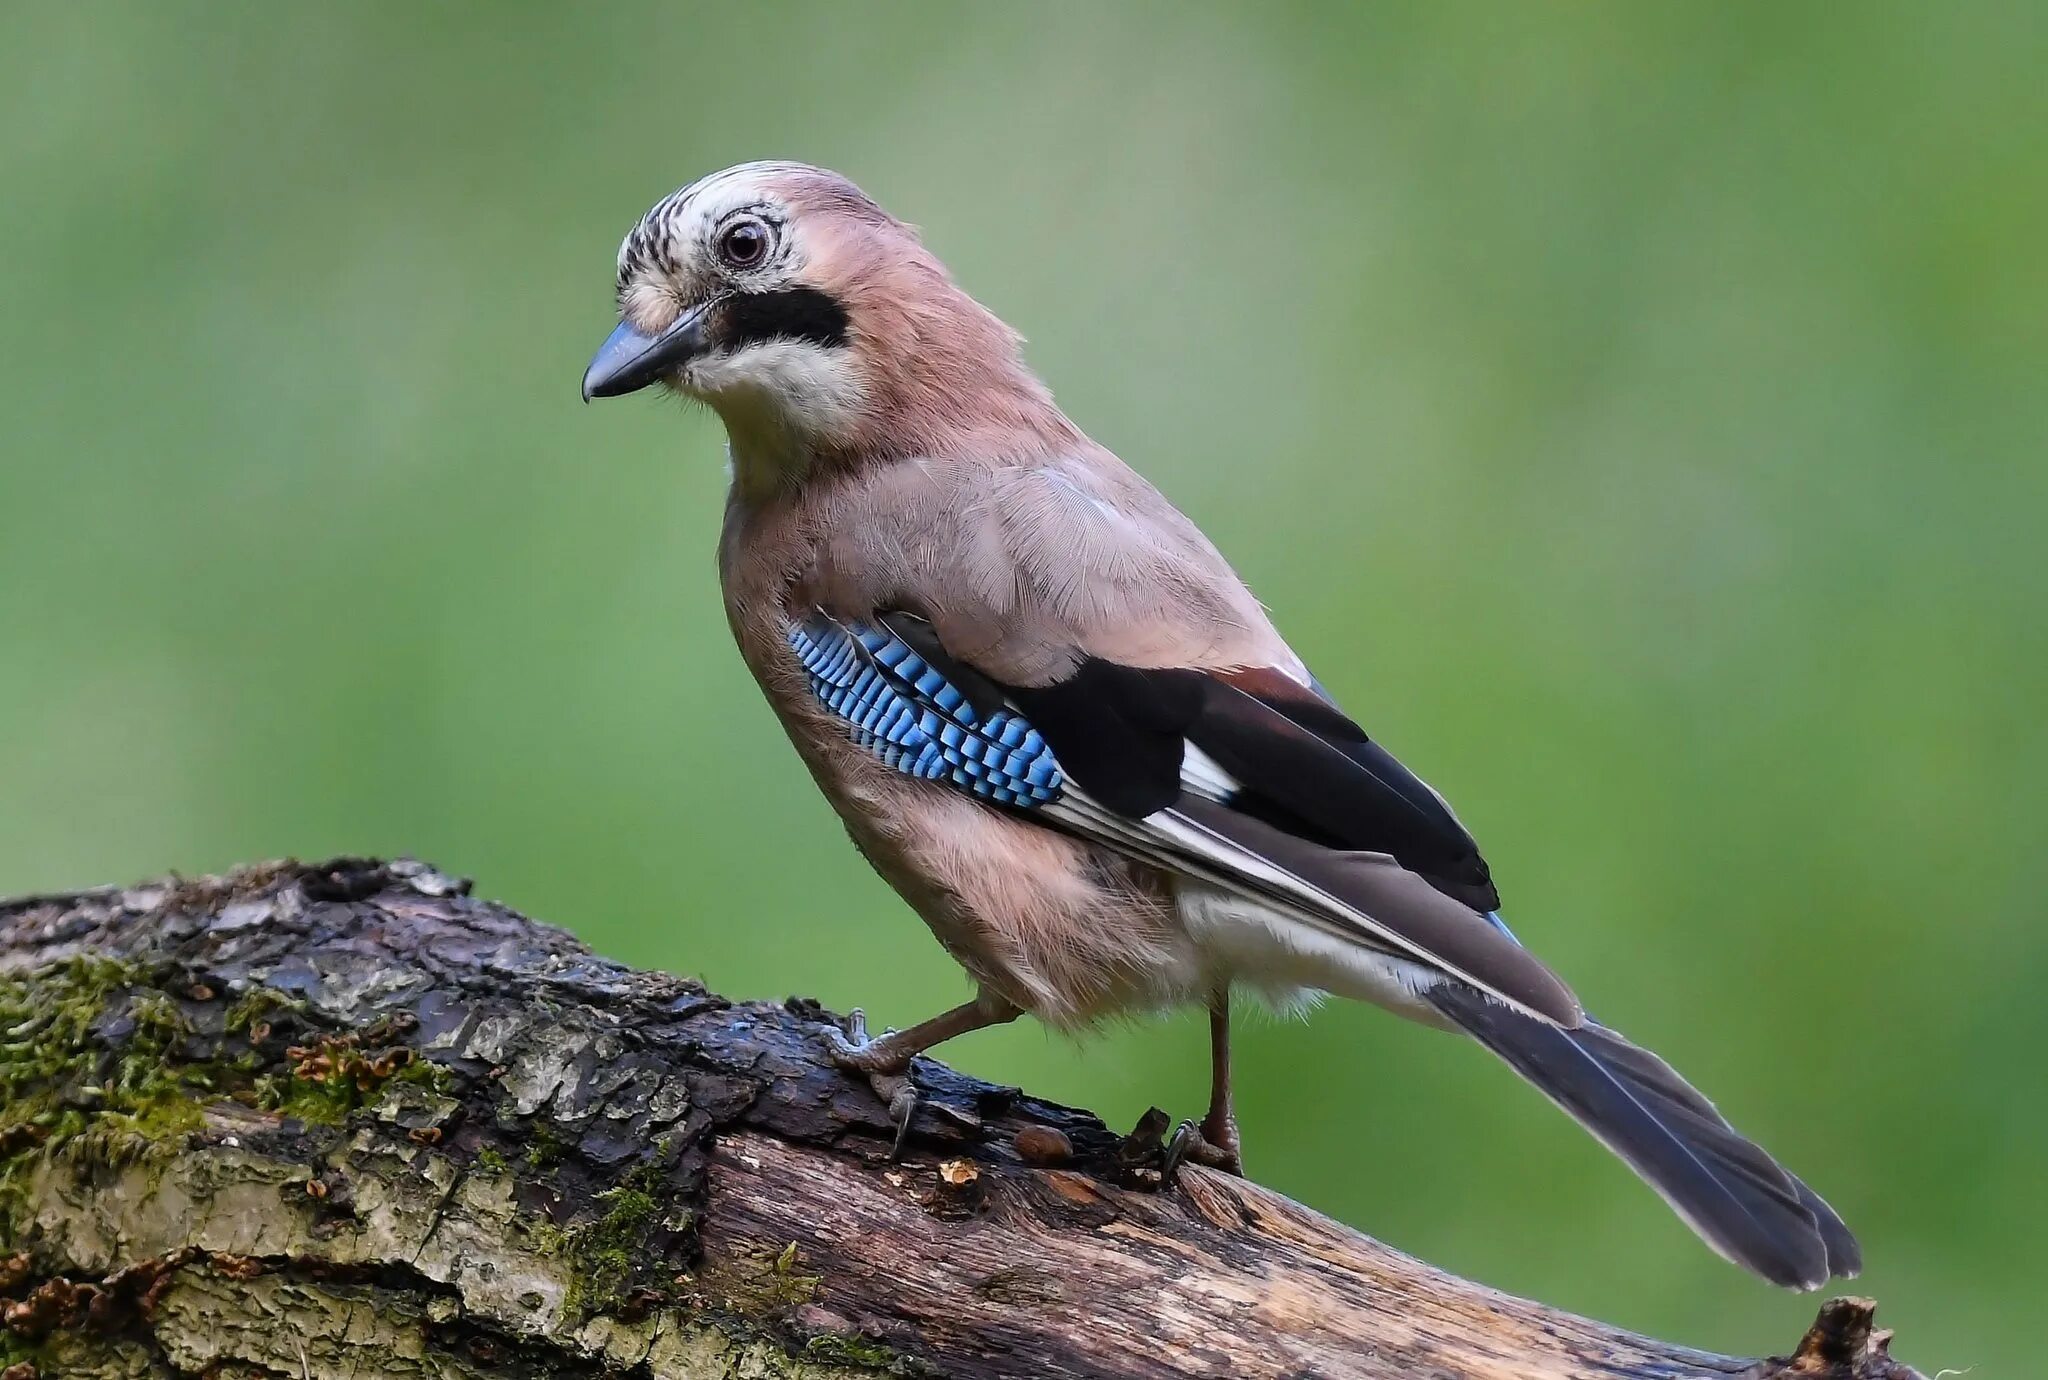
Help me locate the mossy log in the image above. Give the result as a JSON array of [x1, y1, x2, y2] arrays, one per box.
[[0, 858, 1920, 1380]]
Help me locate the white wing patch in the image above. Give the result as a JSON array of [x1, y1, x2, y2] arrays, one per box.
[[1178, 742, 1239, 802]]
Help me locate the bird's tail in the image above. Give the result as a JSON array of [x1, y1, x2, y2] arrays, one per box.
[[1427, 983, 1861, 1289]]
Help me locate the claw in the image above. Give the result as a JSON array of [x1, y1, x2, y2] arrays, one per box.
[[1161, 1117, 1244, 1184], [822, 1009, 921, 1157], [823, 1008, 874, 1061], [825, 1009, 906, 1072], [874, 1071, 919, 1158], [1161, 1119, 1199, 1184]]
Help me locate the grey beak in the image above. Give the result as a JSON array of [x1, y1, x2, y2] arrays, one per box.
[[580, 302, 715, 401]]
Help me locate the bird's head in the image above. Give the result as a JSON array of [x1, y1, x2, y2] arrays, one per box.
[[583, 162, 1072, 491]]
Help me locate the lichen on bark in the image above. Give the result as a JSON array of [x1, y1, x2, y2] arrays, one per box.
[[0, 861, 926, 1378]]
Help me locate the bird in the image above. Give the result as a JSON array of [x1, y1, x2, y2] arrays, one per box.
[[580, 160, 1860, 1290]]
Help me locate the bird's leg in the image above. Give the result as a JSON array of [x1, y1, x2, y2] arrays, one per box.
[[825, 993, 1021, 1157], [1201, 992, 1242, 1159], [1163, 990, 1245, 1180], [828, 992, 1022, 1072]]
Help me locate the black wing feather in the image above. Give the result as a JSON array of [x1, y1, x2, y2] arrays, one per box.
[[1003, 660, 1205, 817], [1186, 672, 1498, 909], [1000, 651, 1496, 909]]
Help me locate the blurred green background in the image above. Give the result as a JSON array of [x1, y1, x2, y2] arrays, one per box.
[[3, 2, 2041, 1370]]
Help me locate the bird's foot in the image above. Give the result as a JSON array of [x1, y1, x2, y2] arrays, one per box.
[[1116, 1107, 1244, 1186], [1161, 1113, 1244, 1183], [823, 1009, 920, 1158]]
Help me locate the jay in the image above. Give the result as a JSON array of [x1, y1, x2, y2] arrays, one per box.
[[582, 161, 1858, 1289]]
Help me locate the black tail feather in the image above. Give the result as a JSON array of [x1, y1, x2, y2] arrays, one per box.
[[1428, 985, 1859, 1289], [1794, 1177, 1864, 1279]]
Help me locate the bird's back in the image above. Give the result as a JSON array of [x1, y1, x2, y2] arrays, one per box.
[[726, 441, 1300, 688]]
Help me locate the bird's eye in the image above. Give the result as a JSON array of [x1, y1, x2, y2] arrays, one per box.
[[717, 217, 772, 271]]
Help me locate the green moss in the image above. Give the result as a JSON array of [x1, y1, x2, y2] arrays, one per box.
[[699, 1239, 824, 1324], [0, 957, 211, 1217], [800, 1333, 909, 1371], [251, 1069, 356, 1126], [765, 1241, 822, 1309], [537, 1156, 701, 1320], [0, 957, 141, 1110], [394, 1054, 455, 1096], [0, 964, 458, 1246], [251, 1027, 450, 1126], [474, 1145, 510, 1174], [523, 1120, 567, 1171], [222, 985, 300, 1034], [569, 1184, 660, 1314]]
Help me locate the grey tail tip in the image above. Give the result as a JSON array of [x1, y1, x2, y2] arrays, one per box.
[[1428, 985, 1861, 1289]]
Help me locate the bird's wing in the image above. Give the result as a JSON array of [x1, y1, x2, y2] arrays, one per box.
[[788, 606, 1581, 1027]]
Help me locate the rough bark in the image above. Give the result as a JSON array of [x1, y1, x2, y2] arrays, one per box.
[[0, 857, 1921, 1380]]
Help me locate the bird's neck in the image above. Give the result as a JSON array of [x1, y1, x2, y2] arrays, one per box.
[[718, 395, 823, 504], [717, 361, 1081, 505]]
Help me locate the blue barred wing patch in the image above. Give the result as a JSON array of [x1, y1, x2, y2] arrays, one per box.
[[788, 614, 1064, 808]]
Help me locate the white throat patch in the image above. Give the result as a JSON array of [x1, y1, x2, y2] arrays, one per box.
[[683, 339, 867, 495]]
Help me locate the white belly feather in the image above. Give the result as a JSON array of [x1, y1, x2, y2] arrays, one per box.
[[1174, 879, 1456, 1029]]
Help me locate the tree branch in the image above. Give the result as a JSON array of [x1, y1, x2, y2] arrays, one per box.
[[0, 858, 1921, 1380]]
